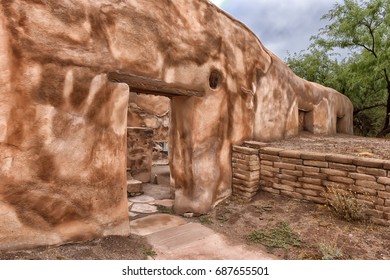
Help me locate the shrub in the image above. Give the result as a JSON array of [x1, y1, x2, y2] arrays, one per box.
[[246, 222, 301, 249], [326, 187, 368, 222], [199, 215, 213, 225], [319, 242, 343, 260]]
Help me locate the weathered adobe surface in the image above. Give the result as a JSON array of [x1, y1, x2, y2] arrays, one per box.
[[0, 0, 353, 249]]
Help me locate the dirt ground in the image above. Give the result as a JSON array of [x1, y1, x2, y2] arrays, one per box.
[[189, 192, 390, 260], [1, 134, 390, 260], [2, 190, 389, 260], [268, 132, 390, 160]]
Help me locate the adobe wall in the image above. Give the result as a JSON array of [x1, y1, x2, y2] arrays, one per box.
[[232, 143, 390, 226], [0, 0, 354, 250]]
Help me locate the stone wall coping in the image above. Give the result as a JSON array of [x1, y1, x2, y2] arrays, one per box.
[[232, 145, 259, 155], [253, 145, 390, 168], [243, 141, 268, 149]]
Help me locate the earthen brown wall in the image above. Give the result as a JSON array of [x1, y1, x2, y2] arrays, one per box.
[[232, 143, 390, 226]]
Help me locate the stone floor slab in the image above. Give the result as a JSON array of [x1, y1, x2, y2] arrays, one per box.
[[147, 223, 277, 260], [130, 214, 187, 236], [131, 203, 158, 214], [152, 199, 174, 208], [128, 195, 155, 203]]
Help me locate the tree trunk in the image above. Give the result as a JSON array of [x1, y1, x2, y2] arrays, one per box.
[[378, 73, 390, 137]]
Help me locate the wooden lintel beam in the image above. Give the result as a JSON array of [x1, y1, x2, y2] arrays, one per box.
[[108, 72, 204, 98]]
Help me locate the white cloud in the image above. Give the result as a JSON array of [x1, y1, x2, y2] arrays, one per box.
[[218, 0, 340, 59], [209, 0, 225, 7]]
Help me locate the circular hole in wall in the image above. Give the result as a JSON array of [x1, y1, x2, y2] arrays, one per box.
[[209, 69, 222, 90]]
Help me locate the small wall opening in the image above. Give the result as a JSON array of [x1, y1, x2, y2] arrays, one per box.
[[299, 109, 313, 133], [209, 69, 222, 90], [336, 116, 344, 133]]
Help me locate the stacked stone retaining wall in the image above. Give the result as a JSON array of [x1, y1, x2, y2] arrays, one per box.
[[232, 142, 390, 226]]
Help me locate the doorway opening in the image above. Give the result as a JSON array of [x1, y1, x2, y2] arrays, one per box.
[[108, 72, 204, 214]]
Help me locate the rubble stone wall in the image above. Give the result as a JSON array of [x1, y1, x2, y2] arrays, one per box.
[[232, 143, 390, 226], [127, 127, 154, 183]]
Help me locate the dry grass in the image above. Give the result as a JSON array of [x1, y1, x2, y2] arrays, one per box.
[[326, 187, 368, 222]]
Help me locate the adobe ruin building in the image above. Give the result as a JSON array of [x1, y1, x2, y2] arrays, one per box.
[[0, 0, 353, 250]]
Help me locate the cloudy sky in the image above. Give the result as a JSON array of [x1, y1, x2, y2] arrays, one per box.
[[210, 0, 340, 60]]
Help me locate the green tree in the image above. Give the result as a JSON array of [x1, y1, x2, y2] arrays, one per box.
[[312, 0, 390, 136]]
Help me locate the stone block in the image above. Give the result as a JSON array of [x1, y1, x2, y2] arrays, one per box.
[[261, 165, 280, 173], [298, 177, 322, 185], [348, 173, 376, 182], [301, 152, 326, 161], [232, 162, 260, 172], [280, 179, 301, 188], [233, 168, 260, 178], [349, 185, 377, 196], [378, 191, 390, 199], [303, 195, 326, 204], [232, 158, 259, 166], [127, 179, 143, 194], [233, 172, 259, 182], [259, 180, 271, 188], [232, 178, 259, 188], [232, 152, 259, 162], [378, 177, 390, 185], [355, 180, 385, 191], [262, 187, 280, 194], [296, 165, 320, 173], [329, 163, 356, 172], [325, 153, 355, 164], [276, 173, 298, 182], [328, 176, 354, 185], [304, 172, 328, 180], [274, 162, 296, 170], [279, 150, 302, 159], [280, 190, 304, 199], [232, 151, 247, 160], [375, 205, 390, 212], [273, 183, 295, 192], [280, 157, 303, 165], [384, 161, 390, 170], [321, 168, 348, 177], [356, 166, 386, 177], [260, 170, 276, 178], [260, 160, 273, 166], [377, 198, 385, 206], [243, 141, 268, 149], [233, 184, 259, 193], [303, 160, 328, 168], [353, 157, 384, 168], [232, 145, 258, 155], [260, 147, 284, 155], [260, 154, 280, 162], [295, 188, 319, 197], [386, 199, 390, 207], [302, 183, 326, 192], [281, 169, 303, 177], [366, 209, 384, 219], [232, 188, 257, 199], [261, 176, 279, 184]]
